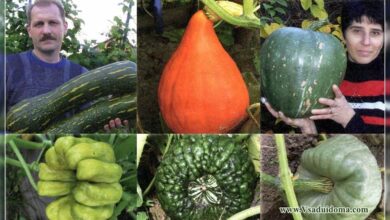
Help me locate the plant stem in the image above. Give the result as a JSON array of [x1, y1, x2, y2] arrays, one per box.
[[242, 0, 254, 17], [9, 140, 38, 191], [5, 157, 39, 172], [227, 206, 260, 220], [142, 176, 156, 197], [275, 134, 303, 220], [308, 19, 329, 31], [201, 0, 261, 29], [261, 172, 333, 194], [9, 137, 47, 149], [294, 178, 333, 194], [108, 134, 117, 146], [142, 134, 173, 197]]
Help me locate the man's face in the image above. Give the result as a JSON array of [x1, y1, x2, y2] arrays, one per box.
[[27, 4, 67, 55], [344, 16, 384, 64]]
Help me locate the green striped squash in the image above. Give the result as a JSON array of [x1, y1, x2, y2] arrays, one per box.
[[7, 61, 136, 133], [45, 94, 136, 134]]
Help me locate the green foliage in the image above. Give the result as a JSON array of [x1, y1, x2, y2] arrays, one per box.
[[70, 0, 137, 69], [260, 0, 288, 25], [6, 0, 137, 70]]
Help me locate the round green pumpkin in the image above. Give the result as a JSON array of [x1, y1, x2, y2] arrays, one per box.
[[155, 135, 257, 220], [260, 27, 347, 118], [296, 135, 382, 220]]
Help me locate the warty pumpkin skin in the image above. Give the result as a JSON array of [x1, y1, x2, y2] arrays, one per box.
[[158, 10, 249, 133]]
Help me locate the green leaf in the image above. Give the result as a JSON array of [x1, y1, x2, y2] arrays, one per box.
[[274, 7, 286, 14], [310, 4, 328, 19], [276, 0, 288, 7], [269, 10, 276, 17], [136, 212, 149, 220], [300, 0, 312, 10], [314, 0, 325, 8], [263, 3, 273, 10], [274, 17, 284, 24], [247, 135, 260, 173]]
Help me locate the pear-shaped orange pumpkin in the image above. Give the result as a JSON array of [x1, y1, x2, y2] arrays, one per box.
[[158, 10, 249, 133]]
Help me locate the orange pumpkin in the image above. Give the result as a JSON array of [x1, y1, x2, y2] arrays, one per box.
[[158, 10, 249, 133]]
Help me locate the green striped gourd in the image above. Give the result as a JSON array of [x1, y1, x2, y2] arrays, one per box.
[[45, 94, 136, 133], [7, 61, 136, 133]]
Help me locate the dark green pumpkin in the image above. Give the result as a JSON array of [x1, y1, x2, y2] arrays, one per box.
[[296, 135, 382, 220], [155, 135, 257, 220], [260, 27, 347, 118]]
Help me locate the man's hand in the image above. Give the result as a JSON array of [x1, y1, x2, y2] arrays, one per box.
[[262, 98, 317, 134], [104, 118, 129, 133], [310, 84, 355, 128]]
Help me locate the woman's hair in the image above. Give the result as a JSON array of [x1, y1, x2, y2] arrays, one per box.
[[341, 0, 384, 34]]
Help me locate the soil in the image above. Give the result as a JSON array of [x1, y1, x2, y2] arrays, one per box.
[[260, 134, 385, 220]]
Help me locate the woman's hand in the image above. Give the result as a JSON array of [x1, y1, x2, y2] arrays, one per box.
[[262, 98, 317, 134], [310, 84, 355, 128]]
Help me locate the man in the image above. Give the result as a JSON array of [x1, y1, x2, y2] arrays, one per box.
[[6, 1, 123, 218], [6, 0, 86, 110], [6, 0, 126, 131]]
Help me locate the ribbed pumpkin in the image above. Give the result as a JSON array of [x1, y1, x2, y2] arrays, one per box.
[[260, 27, 347, 118], [158, 10, 249, 133]]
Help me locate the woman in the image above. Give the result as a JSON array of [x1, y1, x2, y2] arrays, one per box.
[[264, 0, 386, 134]]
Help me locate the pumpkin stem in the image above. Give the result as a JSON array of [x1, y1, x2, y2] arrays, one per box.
[[260, 172, 334, 194], [308, 19, 330, 31], [201, 0, 262, 28], [293, 177, 334, 194]]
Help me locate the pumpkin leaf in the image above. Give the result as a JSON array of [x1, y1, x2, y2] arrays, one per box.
[[260, 23, 282, 38], [269, 9, 276, 17], [318, 24, 332, 33], [332, 30, 344, 41], [314, 0, 324, 8], [310, 4, 328, 19], [274, 7, 286, 15], [263, 3, 273, 10], [275, 0, 288, 7], [300, 0, 312, 10], [274, 17, 284, 24], [248, 135, 260, 173], [301, 19, 313, 29]]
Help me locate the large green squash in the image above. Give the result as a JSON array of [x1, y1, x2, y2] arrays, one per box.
[[296, 135, 382, 220], [155, 135, 257, 220], [44, 94, 136, 134], [260, 27, 347, 118], [7, 61, 137, 133]]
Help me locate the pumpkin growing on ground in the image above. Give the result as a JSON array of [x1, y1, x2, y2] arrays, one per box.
[[296, 135, 382, 220], [158, 10, 249, 133], [260, 27, 347, 118]]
